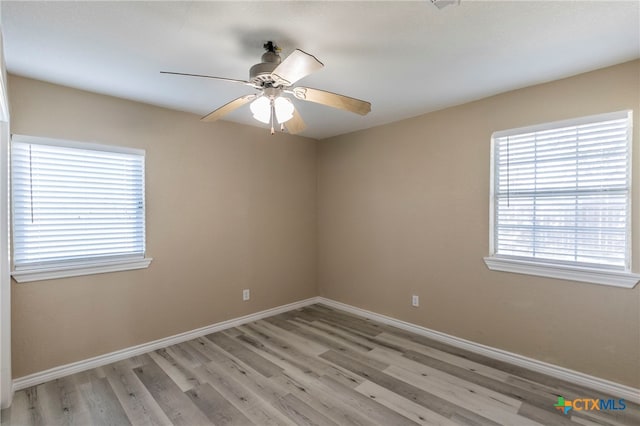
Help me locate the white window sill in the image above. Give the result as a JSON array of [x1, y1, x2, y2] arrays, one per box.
[[483, 256, 640, 288], [12, 257, 153, 283]]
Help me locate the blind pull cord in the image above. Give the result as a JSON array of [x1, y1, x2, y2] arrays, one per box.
[[506, 136, 510, 208], [28, 144, 34, 223]]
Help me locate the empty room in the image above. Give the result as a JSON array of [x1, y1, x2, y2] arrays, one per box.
[[0, 1, 639, 425]]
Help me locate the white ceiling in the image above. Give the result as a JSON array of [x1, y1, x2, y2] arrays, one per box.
[[2, 1, 639, 140]]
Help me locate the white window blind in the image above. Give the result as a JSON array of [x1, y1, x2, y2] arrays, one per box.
[[491, 111, 632, 271], [11, 135, 146, 271]]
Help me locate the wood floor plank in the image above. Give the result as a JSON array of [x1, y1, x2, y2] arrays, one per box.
[[304, 305, 387, 337], [1, 387, 38, 426], [506, 374, 580, 399], [271, 373, 366, 426], [572, 409, 640, 426], [103, 360, 173, 426], [299, 306, 390, 338], [198, 339, 354, 426], [379, 324, 600, 397], [184, 336, 227, 363], [174, 341, 214, 365], [376, 332, 514, 383], [356, 379, 459, 426], [238, 323, 366, 389], [517, 402, 583, 426], [235, 332, 320, 379], [72, 371, 132, 426], [286, 321, 390, 370], [206, 331, 284, 378], [385, 365, 542, 426], [35, 376, 92, 426], [235, 325, 349, 399], [572, 415, 617, 426], [318, 375, 421, 426], [125, 354, 152, 369], [288, 318, 381, 354], [133, 361, 211, 426], [261, 314, 301, 332], [165, 344, 204, 369], [320, 349, 502, 425], [194, 337, 306, 418], [185, 383, 254, 426], [192, 363, 297, 426], [147, 348, 200, 392], [369, 347, 522, 410], [273, 393, 339, 426], [403, 348, 561, 410], [239, 322, 366, 388], [249, 319, 340, 357], [272, 368, 391, 426], [305, 317, 407, 354]]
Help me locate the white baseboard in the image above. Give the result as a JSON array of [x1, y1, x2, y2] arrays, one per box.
[[13, 295, 639, 406], [317, 297, 640, 404], [13, 297, 321, 391]]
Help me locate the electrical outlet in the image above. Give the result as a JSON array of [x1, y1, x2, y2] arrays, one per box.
[[243, 289, 250, 301], [411, 295, 419, 307]]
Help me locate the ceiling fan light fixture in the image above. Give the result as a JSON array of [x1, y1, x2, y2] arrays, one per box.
[[250, 96, 271, 124], [250, 95, 294, 125], [274, 97, 294, 124]]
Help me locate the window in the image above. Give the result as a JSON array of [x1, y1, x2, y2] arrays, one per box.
[[10, 135, 151, 282], [484, 111, 639, 288]]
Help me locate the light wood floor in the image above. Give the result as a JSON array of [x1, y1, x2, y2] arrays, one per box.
[[2, 304, 638, 425]]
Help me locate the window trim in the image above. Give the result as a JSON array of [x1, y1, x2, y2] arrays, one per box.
[[10, 135, 152, 283], [11, 257, 152, 283], [484, 111, 639, 288], [483, 256, 640, 288]]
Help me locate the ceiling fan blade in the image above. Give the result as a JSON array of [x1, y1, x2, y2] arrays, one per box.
[[292, 87, 371, 115], [201, 94, 258, 122], [271, 49, 324, 86], [284, 107, 307, 135], [160, 71, 257, 87]]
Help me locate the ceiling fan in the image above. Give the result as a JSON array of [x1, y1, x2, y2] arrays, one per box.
[[161, 41, 371, 135]]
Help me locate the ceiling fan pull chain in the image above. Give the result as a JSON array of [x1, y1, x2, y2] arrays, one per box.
[[270, 100, 275, 135]]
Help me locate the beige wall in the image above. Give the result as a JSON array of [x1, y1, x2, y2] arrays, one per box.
[[8, 75, 318, 377], [318, 60, 640, 388]]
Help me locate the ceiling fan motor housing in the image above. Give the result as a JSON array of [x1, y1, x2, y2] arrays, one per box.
[[249, 46, 282, 85]]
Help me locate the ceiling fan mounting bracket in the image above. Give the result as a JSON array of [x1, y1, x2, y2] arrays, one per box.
[[249, 40, 285, 86], [263, 41, 279, 53]]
